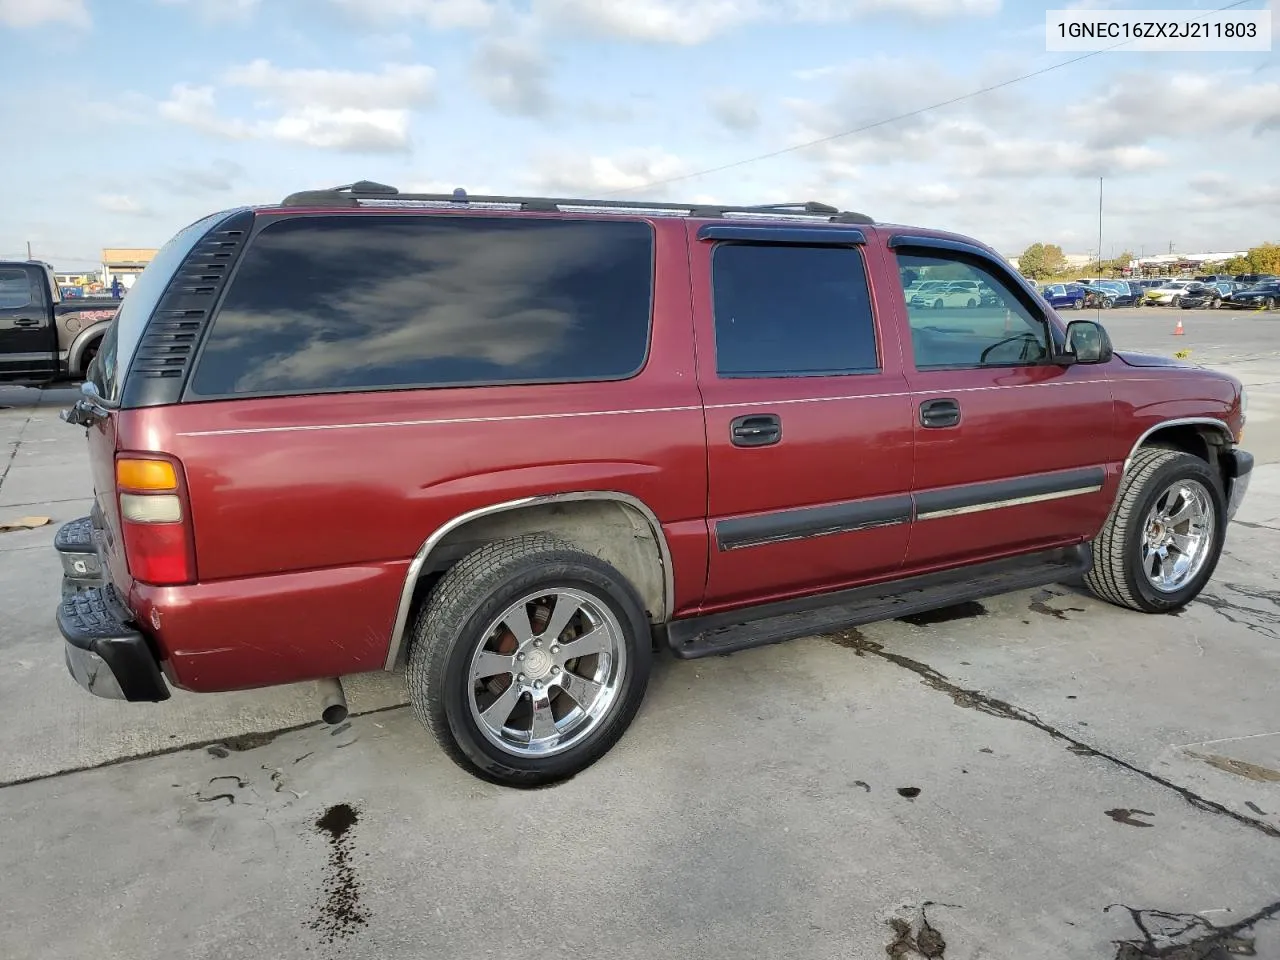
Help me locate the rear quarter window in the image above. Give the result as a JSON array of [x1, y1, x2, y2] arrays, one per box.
[[186, 215, 655, 398]]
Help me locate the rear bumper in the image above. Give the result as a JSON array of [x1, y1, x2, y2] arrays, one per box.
[[1224, 448, 1253, 522], [54, 516, 169, 702]]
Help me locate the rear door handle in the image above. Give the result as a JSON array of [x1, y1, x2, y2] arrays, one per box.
[[920, 398, 961, 429], [12, 318, 40, 327], [730, 413, 782, 447]]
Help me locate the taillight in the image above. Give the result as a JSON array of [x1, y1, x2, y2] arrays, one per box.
[[115, 454, 196, 585]]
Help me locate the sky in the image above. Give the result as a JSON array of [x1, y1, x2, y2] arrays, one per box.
[[0, 0, 1276, 270]]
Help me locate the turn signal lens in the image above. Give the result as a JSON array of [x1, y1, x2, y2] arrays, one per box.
[[117, 458, 177, 491]]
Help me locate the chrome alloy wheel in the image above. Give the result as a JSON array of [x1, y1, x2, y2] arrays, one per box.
[[467, 588, 627, 757], [1140, 480, 1215, 593]]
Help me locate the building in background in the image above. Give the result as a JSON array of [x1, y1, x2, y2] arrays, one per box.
[[101, 248, 157, 292]]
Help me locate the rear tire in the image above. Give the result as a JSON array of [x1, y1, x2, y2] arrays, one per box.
[[406, 533, 652, 787], [1083, 449, 1226, 613], [1171, 296, 1182, 307]]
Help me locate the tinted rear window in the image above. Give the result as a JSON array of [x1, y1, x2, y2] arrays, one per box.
[[187, 215, 655, 398], [711, 243, 878, 378]]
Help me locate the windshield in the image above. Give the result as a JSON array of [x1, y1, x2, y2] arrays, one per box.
[[90, 210, 235, 404]]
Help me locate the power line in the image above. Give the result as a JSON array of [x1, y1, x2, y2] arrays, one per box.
[[602, 0, 1256, 197]]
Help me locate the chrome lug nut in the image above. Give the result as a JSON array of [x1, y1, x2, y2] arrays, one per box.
[[517, 674, 526, 683]]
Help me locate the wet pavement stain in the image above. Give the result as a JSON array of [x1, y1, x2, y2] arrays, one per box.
[[1246, 802, 1268, 816], [1107, 902, 1279, 959], [826, 628, 870, 655], [1187, 751, 1280, 783], [897, 601, 986, 627], [196, 793, 236, 805], [897, 787, 921, 800], [1105, 808, 1155, 827], [309, 803, 368, 945], [885, 905, 950, 958], [1029, 589, 1086, 621], [853, 780, 871, 792]]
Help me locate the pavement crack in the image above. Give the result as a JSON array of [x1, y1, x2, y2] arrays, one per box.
[[823, 630, 1280, 840], [0, 398, 35, 493], [1108, 899, 1280, 958], [0, 703, 409, 791]]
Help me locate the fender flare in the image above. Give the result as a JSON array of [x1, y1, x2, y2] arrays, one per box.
[[383, 491, 676, 671], [66, 320, 111, 376]]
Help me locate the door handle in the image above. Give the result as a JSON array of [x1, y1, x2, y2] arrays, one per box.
[[730, 413, 782, 447], [919, 398, 961, 429], [12, 318, 40, 327]]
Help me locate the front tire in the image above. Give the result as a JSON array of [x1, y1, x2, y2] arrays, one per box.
[[1084, 449, 1226, 613], [406, 533, 652, 787], [1265, 297, 1276, 311], [1171, 296, 1182, 307]]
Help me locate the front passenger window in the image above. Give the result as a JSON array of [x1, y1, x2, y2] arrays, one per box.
[[897, 252, 1050, 371]]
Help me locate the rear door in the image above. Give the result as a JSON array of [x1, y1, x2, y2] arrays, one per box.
[[885, 236, 1118, 571], [692, 223, 914, 611], [0, 265, 56, 379]]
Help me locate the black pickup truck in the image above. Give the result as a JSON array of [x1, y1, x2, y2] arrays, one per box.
[[0, 261, 122, 385]]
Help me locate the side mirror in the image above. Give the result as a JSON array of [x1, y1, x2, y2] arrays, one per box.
[[1062, 319, 1113, 365]]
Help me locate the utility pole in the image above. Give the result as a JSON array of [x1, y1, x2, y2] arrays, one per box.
[[26, 241, 31, 260], [1097, 177, 1104, 274]]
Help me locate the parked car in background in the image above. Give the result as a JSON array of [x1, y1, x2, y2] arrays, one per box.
[[1221, 280, 1280, 310], [1178, 283, 1234, 309], [910, 279, 983, 308], [1144, 280, 1202, 306], [51, 179, 1252, 786], [1, 261, 122, 385], [1234, 274, 1278, 285], [1090, 282, 1143, 308], [1040, 282, 1088, 310]]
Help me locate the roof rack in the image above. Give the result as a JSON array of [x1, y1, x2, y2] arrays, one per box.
[[278, 181, 874, 225]]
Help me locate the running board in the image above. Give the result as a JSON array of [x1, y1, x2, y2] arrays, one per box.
[[667, 545, 1091, 660]]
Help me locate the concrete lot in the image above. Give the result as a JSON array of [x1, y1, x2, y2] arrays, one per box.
[[2, 306, 1279, 959]]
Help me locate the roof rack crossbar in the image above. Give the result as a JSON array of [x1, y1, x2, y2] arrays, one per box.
[[278, 183, 874, 224]]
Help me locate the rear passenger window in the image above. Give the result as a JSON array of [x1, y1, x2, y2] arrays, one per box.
[[711, 243, 878, 378], [0, 268, 34, 309], [187, 215, 654, 398]]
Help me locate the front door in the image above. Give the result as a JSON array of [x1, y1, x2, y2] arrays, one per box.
[[887, 239, 1119, 571], [692, 224, 915, 612], [0, 265, 56, 380]]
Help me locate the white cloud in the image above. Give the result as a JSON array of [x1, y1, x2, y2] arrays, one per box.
[[158, 84, 253, 139], [707, 88, 761, 131], [156, 0, 260, 21], [533, 0, 998, 44], [0, 0, 89, 28], [470, 36, 554, 116], [223, 59, 437, 109], [1067, 70, 1280, 148], [524, 148, 689, 196], [162, 159, 245, 194], [328, 0, 495, 29], [96, 194, 149, 215], [159, 62, 437, 153], [265, 107, 413, 152]]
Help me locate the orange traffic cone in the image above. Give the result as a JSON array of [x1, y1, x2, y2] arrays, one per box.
[[1173, 318, 1185, 336]]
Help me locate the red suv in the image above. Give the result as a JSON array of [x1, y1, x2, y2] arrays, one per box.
[[55, 181, 1252, 786]]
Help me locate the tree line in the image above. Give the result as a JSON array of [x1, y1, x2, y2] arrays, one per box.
[[1015, 241, 1280, 281]]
